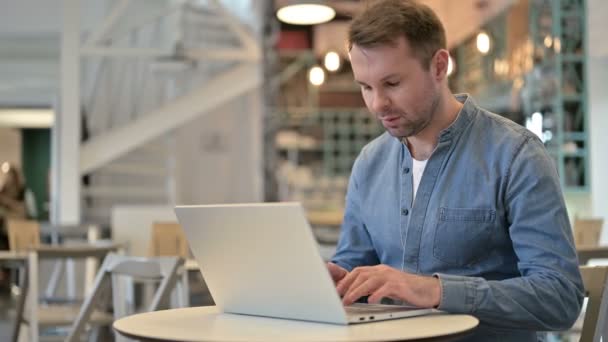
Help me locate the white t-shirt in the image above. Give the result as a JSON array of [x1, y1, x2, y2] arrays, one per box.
[[412, 158, 428, 200]]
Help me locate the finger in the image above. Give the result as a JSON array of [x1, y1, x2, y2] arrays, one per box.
[[340, 269, 372, 298], [327, 262, 347, 283], [336, 267, 366, 296], [367, 284, 391, 304], [342, 277, 381, 306]]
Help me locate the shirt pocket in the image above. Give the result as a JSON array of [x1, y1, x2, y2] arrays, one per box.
[[432, 207, 496, 267]]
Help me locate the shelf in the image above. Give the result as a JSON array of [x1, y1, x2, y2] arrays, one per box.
[[562, 94, 583, 102], [562, 150, 587, 158], [562, 54, 585, 63], [563, 132, 587, 141]]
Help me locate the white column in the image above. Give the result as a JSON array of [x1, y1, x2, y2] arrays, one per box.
[[587, 0, 608, 243], [51, 0, 81, 225], [245, 86, 264, 202]]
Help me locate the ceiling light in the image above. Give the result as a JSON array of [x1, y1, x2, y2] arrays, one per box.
[[324, 51, 341, 72], [553, 37, 561, 53], [309, 66, 325, 86], [277, 2, 336, 25], [476, 31, 491, 55]]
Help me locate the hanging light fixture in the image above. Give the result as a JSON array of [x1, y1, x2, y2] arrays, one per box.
[[476, 31, 491, 55], [277, 1, 336, 25], [309, 65, 325, 86], [324, 51, 341, 72]]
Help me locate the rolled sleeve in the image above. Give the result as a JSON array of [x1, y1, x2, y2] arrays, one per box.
[[435, 273, 480, 313]]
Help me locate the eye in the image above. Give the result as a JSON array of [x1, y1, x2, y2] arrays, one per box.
[[360, 85, 372, 91], [386, 81, 400, 87]]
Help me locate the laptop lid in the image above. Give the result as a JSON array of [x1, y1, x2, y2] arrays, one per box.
[[174, 202, 349, 324]]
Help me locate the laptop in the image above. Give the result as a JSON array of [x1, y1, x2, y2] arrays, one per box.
[[174, 202, 439, 325]]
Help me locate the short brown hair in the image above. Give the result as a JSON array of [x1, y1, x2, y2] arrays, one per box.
[[348, 0, 447, 69]]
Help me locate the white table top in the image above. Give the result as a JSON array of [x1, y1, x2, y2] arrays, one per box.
[[114, 306, 479, 342]]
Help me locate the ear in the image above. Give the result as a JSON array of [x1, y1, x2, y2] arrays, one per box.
[[431, 49, 450, 81]]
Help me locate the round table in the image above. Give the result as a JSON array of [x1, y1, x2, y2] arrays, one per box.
[[114, 306, 479, 342]]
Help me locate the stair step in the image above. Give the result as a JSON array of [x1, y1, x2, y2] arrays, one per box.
[[99, 163, 169, 177]]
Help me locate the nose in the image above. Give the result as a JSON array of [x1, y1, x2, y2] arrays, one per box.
[[370, 90, 391, 115]]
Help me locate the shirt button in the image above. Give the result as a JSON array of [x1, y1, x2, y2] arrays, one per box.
[[403, 167, 410, 174], [401, 208, 409, 216]]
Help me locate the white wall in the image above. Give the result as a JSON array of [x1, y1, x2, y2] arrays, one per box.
[[587, 0, 608, 243], [170, 0, 265, 206], [174, 88, 263, 205]]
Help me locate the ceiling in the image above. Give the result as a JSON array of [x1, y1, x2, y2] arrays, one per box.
[[312, 0, 517, 57], [0, 0, 516, 109], [0, 0, 263, 109], [424, 0, 517, 47], [0, 0, 104, 107]]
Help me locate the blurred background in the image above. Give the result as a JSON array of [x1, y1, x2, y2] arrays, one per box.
[[0, 0, 607, 340]]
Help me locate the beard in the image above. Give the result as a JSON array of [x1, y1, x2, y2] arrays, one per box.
[[392, 115, 431, 138], [380, 91, 441, 139]]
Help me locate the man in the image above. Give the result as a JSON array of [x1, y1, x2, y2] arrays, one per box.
[[327, 0, 584, 340], [0, 163, 28, 291]]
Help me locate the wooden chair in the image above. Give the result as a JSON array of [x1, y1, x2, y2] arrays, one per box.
[[578, 266, 608, 342], [67, 253, 184, 342], [6, 219, 40, 342], [5, 220, 122, 341], [24, 245, 120, 342], [7, 219, 41, 252], [149, 222, 191, 307], [148, 222, 190, 258], [574, 218, 604, 248]]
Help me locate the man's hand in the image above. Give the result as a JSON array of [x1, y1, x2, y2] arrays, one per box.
[[327, 262, 349, 284], [336, 264, 441, 308]]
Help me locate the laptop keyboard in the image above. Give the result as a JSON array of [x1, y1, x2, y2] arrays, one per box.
[[345, 304, 417, 314]]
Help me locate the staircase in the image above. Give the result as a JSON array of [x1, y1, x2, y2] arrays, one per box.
[[78, 0, 264, 224]]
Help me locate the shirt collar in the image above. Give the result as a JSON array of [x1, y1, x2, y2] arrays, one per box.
[[438, 93, 478, 142]]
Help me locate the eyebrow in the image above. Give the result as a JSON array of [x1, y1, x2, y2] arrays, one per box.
[[355, 73, 401, 86]]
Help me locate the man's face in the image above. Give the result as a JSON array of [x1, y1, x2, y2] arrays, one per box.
[[350, 37, 441, 139]]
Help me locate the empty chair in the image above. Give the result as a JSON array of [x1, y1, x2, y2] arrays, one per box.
[[148, 222, 190, 258], [6, 219, 40, 342], [7, 219, 40, 252], [578, 266, 608, 342], [24, 245, 119, 342], [148, 222, 191, 307], [67, 253, 184, 342], [574, 218, 604, 248]]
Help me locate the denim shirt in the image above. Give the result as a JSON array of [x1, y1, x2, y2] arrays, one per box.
[[332, 95, 584, 341]]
